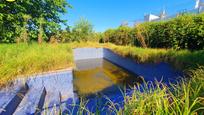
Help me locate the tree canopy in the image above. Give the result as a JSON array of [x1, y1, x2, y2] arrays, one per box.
[[0, 0, 71, 43], [71, 18, 94, 42]]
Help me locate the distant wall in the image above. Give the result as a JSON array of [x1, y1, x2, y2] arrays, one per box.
[[73, 48, 103, 61]]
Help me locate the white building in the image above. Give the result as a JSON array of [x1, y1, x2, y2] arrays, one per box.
[[143, 0, 203, 22], [144, 9, 167, 22], [195, 0, 204, 12], [144, 14, 160, 22]]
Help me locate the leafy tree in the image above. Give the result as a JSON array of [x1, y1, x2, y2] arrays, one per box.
[[0, 0, 71, 43], [57, 30, 73, 43], [102, 26, 133, 46], [114, 26, 132, 45], [17, 14, 31, 43], [103, 29, 116, 43], [71, 18, 94, 42]]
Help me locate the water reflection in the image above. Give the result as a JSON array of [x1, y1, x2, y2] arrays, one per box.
[[73, 58, 143, 97]]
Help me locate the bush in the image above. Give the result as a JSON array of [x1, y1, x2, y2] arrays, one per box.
[[103, 26, 133, 45], [102, 13, 204, 50], [140, 13, 204, 50]]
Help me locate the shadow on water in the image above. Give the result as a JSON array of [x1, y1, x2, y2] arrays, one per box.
[[73, 58, 143, 96], [62, 58, 144, 114]]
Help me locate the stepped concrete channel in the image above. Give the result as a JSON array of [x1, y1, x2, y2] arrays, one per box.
[[0, 48, 183, 115]]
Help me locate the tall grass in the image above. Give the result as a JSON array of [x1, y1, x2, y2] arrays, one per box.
[[60, 68, 204, 115], [116, 68, 204, 115], [1, 42, 203, 86], [0, 43, 73, 87], [0, 42, 204, 114], [63, 42, 204, 114], [108, 44, 204, 70]]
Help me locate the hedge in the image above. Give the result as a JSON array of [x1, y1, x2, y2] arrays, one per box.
[[102, 13, 204, 50]]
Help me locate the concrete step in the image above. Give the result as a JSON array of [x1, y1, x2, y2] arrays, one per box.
[[0, 70, 74, 115], [40, 71, 75, 115], [0, 81, 28, 115], [41, 92, 61, 115], [13, 87, 46, 115]]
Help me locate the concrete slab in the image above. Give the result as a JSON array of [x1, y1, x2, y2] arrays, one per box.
[[0, 80, 28, 115]]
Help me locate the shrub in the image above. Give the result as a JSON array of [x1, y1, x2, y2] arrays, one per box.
[[103, 26, 133, 46], [102, 13, 204, 50], [140, 13, 204, 50]]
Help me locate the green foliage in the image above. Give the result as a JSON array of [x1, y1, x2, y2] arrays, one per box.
[[137, 13, 204, 50], [131, 24, 149, 47], [56, 18, 101, 43], [0, 0, 71, 43], [103, 28, 116, 43], [0, 42, 203, 114], [108, 44, 204, 70], [101, 13, 204, 50], [71, 18, 94, 42], [102, 26, 133, 45], [0, 43, 73, 87], [117, 68, 204, 115]]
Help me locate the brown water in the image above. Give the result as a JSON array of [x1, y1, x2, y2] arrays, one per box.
[[73, 58, 143, 96]]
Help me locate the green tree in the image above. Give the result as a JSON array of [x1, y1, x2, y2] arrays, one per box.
[[37, 17, 45, 44], [17, 14, 31, 43], [103, 29, 116, 43], [103, 26, 133, 46], [0, 0, 71, 43], [71, 18, 94, 42], [114, 26, 132, 45]]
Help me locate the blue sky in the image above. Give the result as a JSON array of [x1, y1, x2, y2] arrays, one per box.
[[62, 0, 195, 32]]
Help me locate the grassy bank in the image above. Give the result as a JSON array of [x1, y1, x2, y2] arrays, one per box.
[[0, 42, 203, 114], [0, 42, 204, 87], [69, 42, 204, 70], [65, 42, 204, 114], [108, 44, 204, 70], [0, 43, 73, 87], [112, 68, 204, 115]]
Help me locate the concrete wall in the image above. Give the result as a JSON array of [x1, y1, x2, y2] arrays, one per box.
[[74, 48, 183, 84], [73, 48, 103, 61]]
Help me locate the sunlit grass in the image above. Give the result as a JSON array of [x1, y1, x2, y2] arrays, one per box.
[[0, 42, 204, 114], [0, 42, 204, 87], [117, 68, 204, 115], [107, 44, 204, 70], [0, 43, 73, 87], [60, 68, 204, 115], [68, 42, 204, 70]]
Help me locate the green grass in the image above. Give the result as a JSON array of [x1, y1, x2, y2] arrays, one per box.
[[116, 68, 204, 115], [56, 68, 204, 115], [0, 42, 203, 114], [67, 42, 204, 114], [107, 44, 204, 70], [0, 42, 204, 87], [0, 43, 73, 87]]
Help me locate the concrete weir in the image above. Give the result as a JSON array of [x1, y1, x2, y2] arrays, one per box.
[[0, 48, 182, 115]]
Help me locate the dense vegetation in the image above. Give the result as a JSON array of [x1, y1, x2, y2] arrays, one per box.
[[0, 0, 71, 43], [109, 44, 204, 70], [57, 18, 101, 43], [101, 13, 204, 50], [0, 42, 204, 86], [0, 42, 203, 114], [0, 0, 204, 114], [2, 1, 204, 51], [0, 43, 73, 87], [118, 68, 204, 115]]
